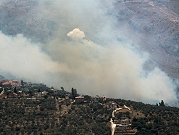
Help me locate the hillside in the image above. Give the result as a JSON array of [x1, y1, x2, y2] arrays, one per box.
[[114, 0, 179, 79], [0, 78, 178, 134], [0, 0, 56, 43], [0, 75, 4, 80], [0, 96, 179, 135], [0, 1, 179, 129]]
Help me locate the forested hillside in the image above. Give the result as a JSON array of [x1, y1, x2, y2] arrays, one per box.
[[0, 96, 179, 135]]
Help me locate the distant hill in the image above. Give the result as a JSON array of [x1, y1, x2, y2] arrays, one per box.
[[115, 0, 179, 79], [0, 0, 57, 43], [0, 75, 5, 80]]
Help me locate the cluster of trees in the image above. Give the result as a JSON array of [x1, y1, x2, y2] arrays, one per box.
[[110, 98, 179, 135], [0, 96, 111, 135], [0, 93, 179, 134], [0, 99, 58, 135], [57, 101, 111, 135]]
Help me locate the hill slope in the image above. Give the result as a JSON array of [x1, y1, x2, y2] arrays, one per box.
[[114, 0, 179, 79], [0, 97, 179, 134]]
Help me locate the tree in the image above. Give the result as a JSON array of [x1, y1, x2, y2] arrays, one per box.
[[71, 88, 77, 99], [14, 87, 17, 93], [159, 100, 165, 106], [21, 80, 24, 87], [61, 87, 64, 91], [84, 95, 91, 102], [38, 89, 41, 92], [29, 90, 34, 97], [44, 95, 48, 99]]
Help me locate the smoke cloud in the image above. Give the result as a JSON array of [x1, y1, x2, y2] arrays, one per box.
[[67, 28, 85, 40], [0, 0, 178, 105], [0, 32, 70, 83]]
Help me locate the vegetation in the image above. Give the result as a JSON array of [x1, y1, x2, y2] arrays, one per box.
[[0, 96, 178, 134], [111, 99, 179, 135], [0, 97, 111, 135], [0, 80, 179, 134]]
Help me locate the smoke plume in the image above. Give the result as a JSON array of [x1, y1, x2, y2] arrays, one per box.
[[0, 0, 178, 105], [67, 28, 85, 40]]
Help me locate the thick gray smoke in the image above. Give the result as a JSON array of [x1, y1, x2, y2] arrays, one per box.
[[0, 0, 178, 105]]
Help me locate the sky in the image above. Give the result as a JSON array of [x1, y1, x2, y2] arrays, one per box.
[[0, 0, 178, 105]]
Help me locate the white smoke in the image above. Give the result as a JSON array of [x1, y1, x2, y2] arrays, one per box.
[[0, 0, 178, 105], [46, 27, 177, 104], [0, 32, 70, 83], [67, 28, 85, 40]]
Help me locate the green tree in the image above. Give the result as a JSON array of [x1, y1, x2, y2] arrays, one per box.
[[44, 95, 48, 99], [159, 100, 165, 106], [14, 87, 17, 93]]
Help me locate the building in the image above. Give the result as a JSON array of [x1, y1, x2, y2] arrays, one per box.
[[11, 80, 20, 87], [75, 96, 84, 103], [2, 81, 11, 87], [101, 95, 106, 101]]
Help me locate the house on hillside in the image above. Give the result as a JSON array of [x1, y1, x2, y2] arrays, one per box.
[[75, 96, 84, 103], [101, 95, 106, 101], [2, 81, 11, 88], [106, 102, 117, 110], [11, 80, 20, 87]]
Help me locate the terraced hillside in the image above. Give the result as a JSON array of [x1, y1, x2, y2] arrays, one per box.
[[0, 97, 179, 135]]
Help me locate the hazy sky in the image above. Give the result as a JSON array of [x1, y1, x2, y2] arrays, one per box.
[[0, 0, 178, 105]]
